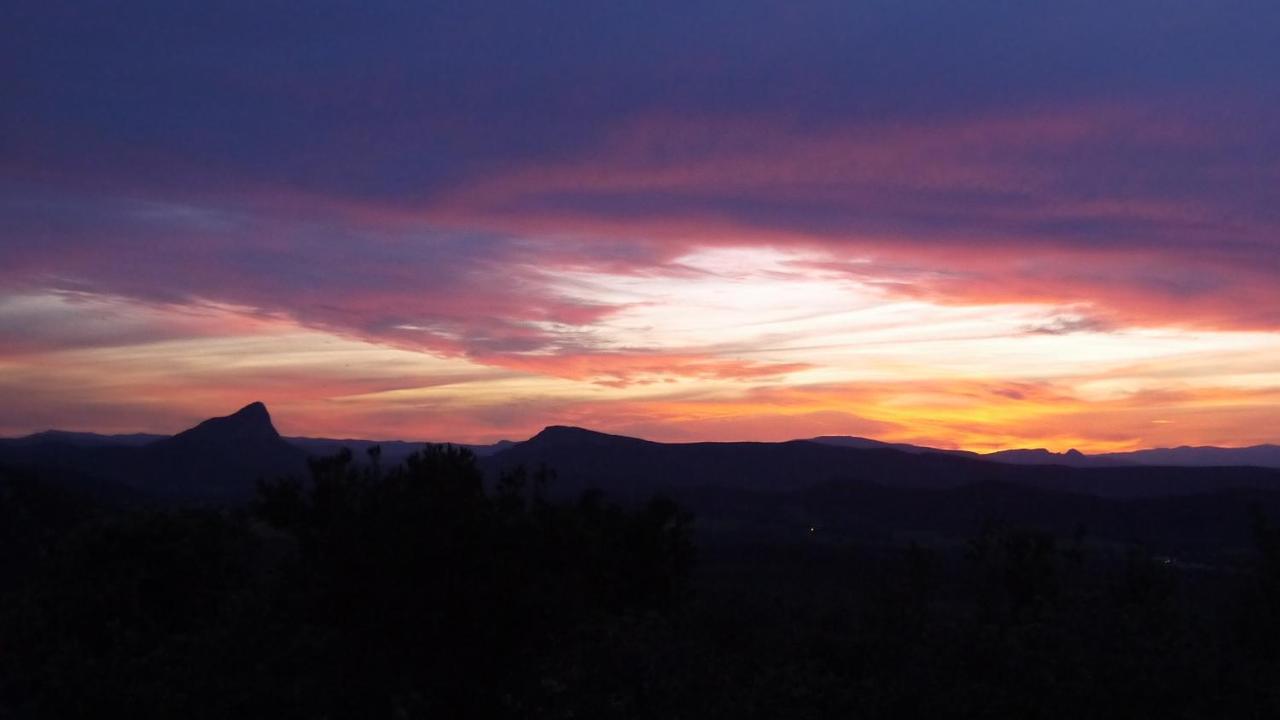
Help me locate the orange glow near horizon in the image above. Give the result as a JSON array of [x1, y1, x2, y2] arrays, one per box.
[[3, 246, 1277, 454]]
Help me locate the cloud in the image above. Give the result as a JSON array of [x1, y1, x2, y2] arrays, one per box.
[[1023, 315, 1113, 336], [490, 351, 811, 387], [424, 104, 1280, 330], [3, 0, 1280, 445], [6, 1, 1280, 336]]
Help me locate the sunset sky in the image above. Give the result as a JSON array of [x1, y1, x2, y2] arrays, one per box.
[[3, 1, 1279, 450]]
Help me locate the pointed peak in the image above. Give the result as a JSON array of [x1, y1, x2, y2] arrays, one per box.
[[160, 402, 281, 448], [1065, 448, 1085, 457], [230, 401, 270, 421]]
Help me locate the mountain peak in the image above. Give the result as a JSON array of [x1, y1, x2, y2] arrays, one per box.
[[527, 425, 647, 447], [159, 402, 281, 448], [532, 425, 607, 440], [230, 401, 270, 422], [541, 424, 589, 432]]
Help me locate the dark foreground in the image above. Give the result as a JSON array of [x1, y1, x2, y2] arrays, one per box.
[[5, 448, 1280, 719]]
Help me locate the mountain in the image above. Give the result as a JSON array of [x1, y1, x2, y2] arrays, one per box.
[[0, 405, 524, 503], [474, 425, 1280, 553], [151, 401, 281, 450], [809, 435, 1125, 467], [0, 402, 306, 503], [486, 426, 871, 504], [982, 447, 1127, 468], [484, 425, 954, 504], [6, 430, 167, 448], [482, 426, 1280, 502], [810, 435, 1280, 469], [1096, 445, 1280, 468], [136, 402, 307, 500]]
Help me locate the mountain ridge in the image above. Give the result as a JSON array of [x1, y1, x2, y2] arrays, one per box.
[[807, 434, 1280, 469], [483, 425, 1280, 500], [7, 418, 1277, 468], [5, 408, 1280, 553]]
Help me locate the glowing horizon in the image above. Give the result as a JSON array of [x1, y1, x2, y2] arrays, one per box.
[[4, 253, 1277, 453]]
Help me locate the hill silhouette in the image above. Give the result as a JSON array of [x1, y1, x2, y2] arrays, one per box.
[[137, 402, 306, 500], [6, 411, 1280, 510], [1099, 444, 1280, 468], [5, 409, 1280, 552], [8, 430, 166, 448], [151, 401, 280, 449], [473, 425, 1280, 553], [0, 402, 305, 503], [983, 446, 1124, 468], [810, 435, 1280, 469], [484, 425, 1280, 501]]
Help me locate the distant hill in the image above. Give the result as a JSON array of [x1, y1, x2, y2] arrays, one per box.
[[482, 426, 1280, 501], [135, 402, 307, 500], [1096, 444, 1280, 468], [6, 424, 513, 467], [0, 402, 306, 503], [809, 435, 1280, 469], [474, 426, 1280, 554], [0, 406, 523, 504], [981, 447, 1127, 468], [482, 425, 962, 503], [3, 412, 514, 484], [5, 430, 167, 448]]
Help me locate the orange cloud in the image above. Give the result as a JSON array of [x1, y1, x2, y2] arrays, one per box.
[[487, 351, 811, 387]]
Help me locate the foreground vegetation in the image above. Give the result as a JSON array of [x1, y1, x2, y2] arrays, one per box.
[[5, 447, 1280, 718]]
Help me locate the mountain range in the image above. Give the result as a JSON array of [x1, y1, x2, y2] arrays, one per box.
[[7, 408, 1277, 474], [807, 434, 1280, 469], [4, 403, 1280, 555]]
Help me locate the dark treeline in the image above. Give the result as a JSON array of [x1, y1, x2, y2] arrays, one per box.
[[6, 448, 1280, 718]]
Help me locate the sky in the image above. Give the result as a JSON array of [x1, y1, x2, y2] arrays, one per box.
[[2, 1, 1279, 451]]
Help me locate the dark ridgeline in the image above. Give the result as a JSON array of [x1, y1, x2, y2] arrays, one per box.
[[6, 404, 1280, 717], [810, 435, 1280, 469], [482, 426, 1280, 554], [0, 404, 514, 505], [6, 407, 1277, 510], [488, 425, 1280, 500], [140, 402, 308, 499], [0, 402, 306, 504]]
